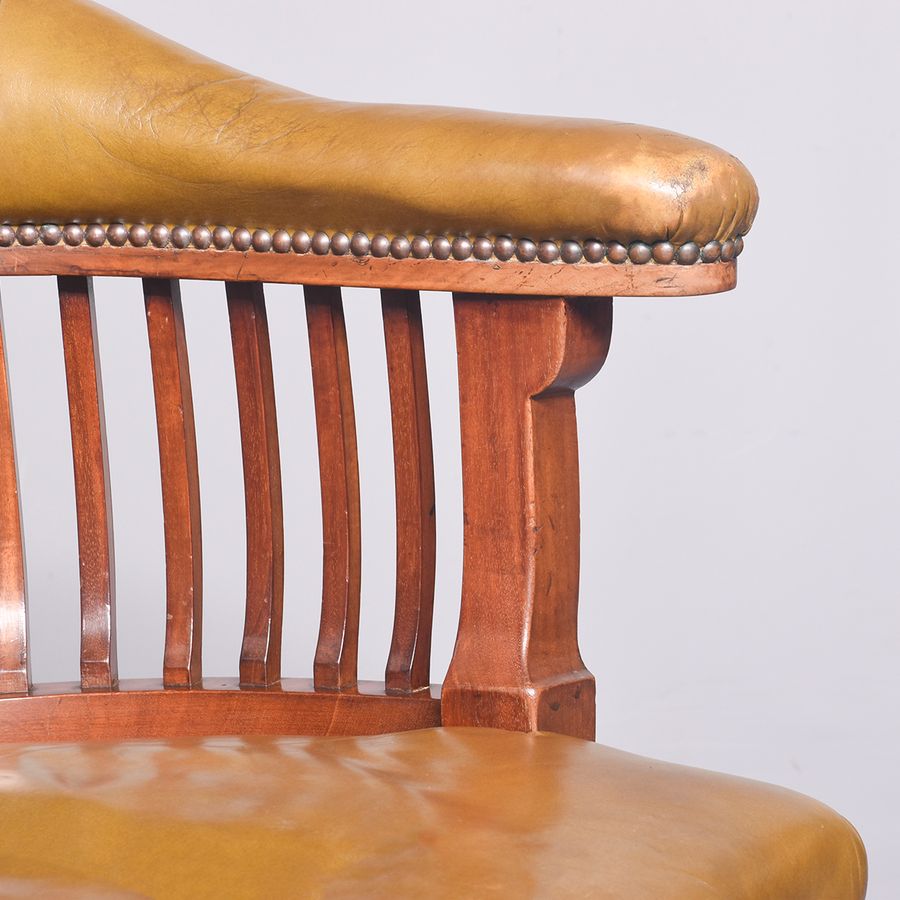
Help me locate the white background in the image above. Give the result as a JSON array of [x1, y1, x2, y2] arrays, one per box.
[[1, 0, 897, 894]]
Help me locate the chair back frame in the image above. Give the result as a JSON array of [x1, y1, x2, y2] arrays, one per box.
[[0, 239, 736, 743]]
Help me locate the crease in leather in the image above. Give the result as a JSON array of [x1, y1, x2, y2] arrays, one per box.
[[0, 728, 866, 899], [0, 0, 759, 245]]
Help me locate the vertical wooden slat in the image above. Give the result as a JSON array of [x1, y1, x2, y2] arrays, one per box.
[[58, 276, 117, 691], [0, 293, 29, 694], [305, 285, 361, 692], [226, 282, 283, 687], [380, 290, 435, 693], [144, 279, 202, 688]]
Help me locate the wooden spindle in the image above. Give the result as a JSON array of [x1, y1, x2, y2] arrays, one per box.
[[144, 279, 203, 688], [305, 285, 361, 692], [380, 290, 435, 693], [226, 282, 284, 687], [58, 276, 117, 691], [0, 295, 29, 694]]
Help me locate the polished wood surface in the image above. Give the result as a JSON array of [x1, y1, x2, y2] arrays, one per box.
[[381, 290, 436, 694], [305, 286, 361, 692], [0, 245, 643, 739], [227, 282, 285, 687], [0, 297, 28, 694], [58, 276, 118, 692], [0, 244, 736, 297], [144, 278, 203, 688], [442, 295, 613, 740], [0, 679, 440, 743]]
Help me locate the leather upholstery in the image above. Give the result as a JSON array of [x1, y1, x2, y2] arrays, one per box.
[[0, 0, 758, 247], [0, 728, 865, 899]]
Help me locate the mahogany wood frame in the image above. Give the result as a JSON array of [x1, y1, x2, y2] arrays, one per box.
[[144, 278, 203, 689], [0, 245, 735, 296], [0, 245, 737, 743]]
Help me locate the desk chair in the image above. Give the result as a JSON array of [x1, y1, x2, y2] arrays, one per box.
[[0, 1, 866, 896]]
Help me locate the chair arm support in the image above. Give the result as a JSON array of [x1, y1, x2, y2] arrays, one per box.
[[443, 294, 613, 740]]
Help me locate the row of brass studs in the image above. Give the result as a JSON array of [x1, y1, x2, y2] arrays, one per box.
[[0, 223, 744, 265]]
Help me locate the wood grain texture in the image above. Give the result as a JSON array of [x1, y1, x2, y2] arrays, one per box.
[[58, 276, 117, 691], [0, 294, 29, 694], [226, 282, 284, 687], [442, 294, 613, 740], [0, 245, 737, 298], [381, 290, 436, 693], [0, 679, 441, 743], [144, 279, 203, 688], [305, 286, 361, 691], [0, 253, 631, 741]]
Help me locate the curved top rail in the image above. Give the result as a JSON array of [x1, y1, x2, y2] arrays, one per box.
[[0, 245, 736, 298]]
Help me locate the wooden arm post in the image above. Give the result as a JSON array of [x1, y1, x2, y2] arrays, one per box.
[[443, 295, 613, 740]]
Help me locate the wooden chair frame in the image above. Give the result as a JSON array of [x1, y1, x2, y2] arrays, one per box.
[[0, 241, 736, 744]]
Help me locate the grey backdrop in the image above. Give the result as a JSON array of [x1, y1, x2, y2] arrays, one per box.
[[1, 0, 896, 894]]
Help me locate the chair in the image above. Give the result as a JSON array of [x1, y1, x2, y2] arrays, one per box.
[[0, 1, 866, 896]]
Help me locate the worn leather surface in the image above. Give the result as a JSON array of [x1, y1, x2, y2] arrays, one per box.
[[0, 0, 758, 246], [0, 727, 865, 899]]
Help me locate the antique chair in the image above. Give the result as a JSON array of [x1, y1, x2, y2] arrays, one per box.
[[0, 1, 866, 897]]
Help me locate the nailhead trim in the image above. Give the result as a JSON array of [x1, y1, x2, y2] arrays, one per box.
[[0, 223, 745, 265]]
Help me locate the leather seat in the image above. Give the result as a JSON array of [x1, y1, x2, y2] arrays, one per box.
[[0, 728, 865, 898], [0, 0, 757, 251]]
